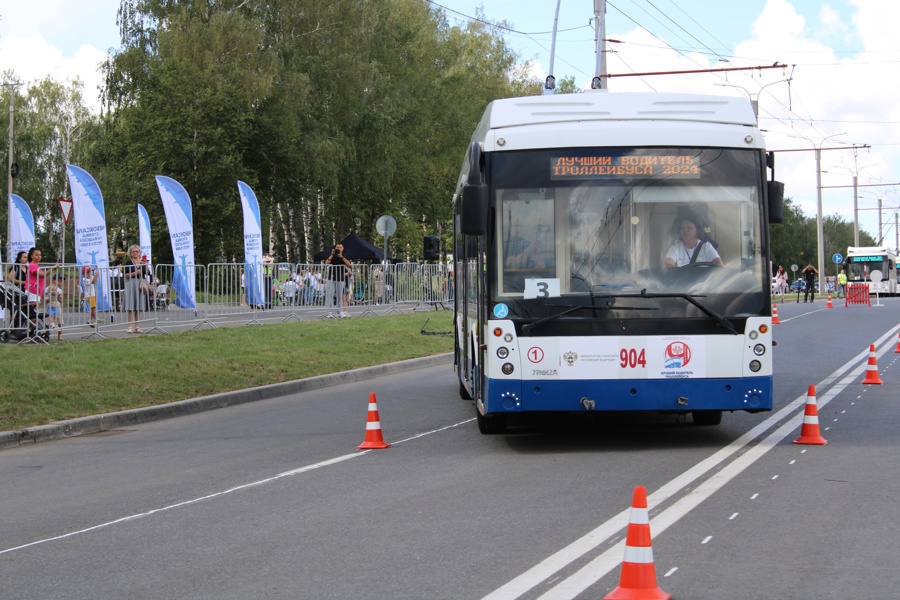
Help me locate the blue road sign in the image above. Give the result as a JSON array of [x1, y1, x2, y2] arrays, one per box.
[[832, 253, 843, 264]]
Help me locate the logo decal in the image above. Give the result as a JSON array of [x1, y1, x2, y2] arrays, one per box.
[[493, 303, 509, 318], [563, 351, 578, 366], [664, 341, 691, 369]]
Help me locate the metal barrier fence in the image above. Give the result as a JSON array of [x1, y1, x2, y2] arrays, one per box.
[[1, 261, 452, 343], [845, 283, 871, 307]]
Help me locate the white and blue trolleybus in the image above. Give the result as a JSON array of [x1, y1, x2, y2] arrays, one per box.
[[843, 246, 897, 296], [452, 92, 785, 433]]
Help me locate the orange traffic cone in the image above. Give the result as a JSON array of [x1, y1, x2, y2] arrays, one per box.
[[358, 393, 391, 449], [826, 293, 834, 308], [893, 330, 900, 353], [861, 344, 883, 385], [793, 385, 827, 445], [772, 303, 781, 324], [604, 486, 671, 600]]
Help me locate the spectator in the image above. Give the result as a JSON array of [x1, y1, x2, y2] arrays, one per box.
[[281, 277, 299, 306], [774, 265, 788, 302], [801, 264, 818, 303], [81, 265, 103, 325], [5, 251, 28, 329], [324, 243, 350, 318], [110, 258, 124, 311], [25, 247, 57, 310], [123, 245, 150, 333], [343, 266, 353, 312], [262, 253, 275, 309], [373, 265, 384, 304], [303, 267, 319, 305], [47, 274, 64, 340], [7, 251, 27, 291]]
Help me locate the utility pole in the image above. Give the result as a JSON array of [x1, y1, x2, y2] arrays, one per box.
[[591, 0, 607, 90], [774, 142, 869, 296], [4, 80, 22, 262]]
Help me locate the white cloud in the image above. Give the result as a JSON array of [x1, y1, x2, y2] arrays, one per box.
[[0, 0, 119, 113]]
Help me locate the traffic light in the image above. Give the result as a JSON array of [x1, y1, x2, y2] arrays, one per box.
[[423, 235, 440, 260]]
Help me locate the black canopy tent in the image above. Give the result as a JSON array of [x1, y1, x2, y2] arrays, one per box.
[[313, 232, 391, 262]]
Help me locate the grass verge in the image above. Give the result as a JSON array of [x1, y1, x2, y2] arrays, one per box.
[[0, 312, 453, 431]]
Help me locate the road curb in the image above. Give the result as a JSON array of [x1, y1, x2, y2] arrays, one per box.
[[0, 353, 453, 451]]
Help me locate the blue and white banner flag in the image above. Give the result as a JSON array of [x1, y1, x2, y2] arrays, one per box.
[[155, 176, 196, 309], [237, 181, 264, 307], [138, 203, 152, 266], [8, 194, 36, 259], [66, 165, 111, 311]]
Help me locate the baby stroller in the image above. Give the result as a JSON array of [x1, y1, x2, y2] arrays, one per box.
[[0, 282, 51, 343]]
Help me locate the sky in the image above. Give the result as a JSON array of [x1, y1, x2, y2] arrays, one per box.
[[2, 0, 899, 256]]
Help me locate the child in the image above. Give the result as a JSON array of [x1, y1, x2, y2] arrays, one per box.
[[82, 266, 103, 325], [46, 274, 64, 340]]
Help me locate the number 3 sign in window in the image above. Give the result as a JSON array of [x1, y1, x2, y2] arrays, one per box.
[[524, 278, 560, 299]]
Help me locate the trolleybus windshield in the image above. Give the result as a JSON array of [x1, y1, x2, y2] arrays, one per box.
[[492, 147, 766, 321]]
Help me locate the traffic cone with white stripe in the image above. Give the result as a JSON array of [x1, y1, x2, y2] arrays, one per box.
[[793, 385, 827, 445], [357, 393, 391, 449], [893, 330, 900, 353], [772, 303, 781, 324], [861, 344, 883, 385], [826, 293, 834, 308], [604, 486, 671, 600]]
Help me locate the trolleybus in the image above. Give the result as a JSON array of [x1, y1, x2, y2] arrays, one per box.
[[453, 92, 784, 433], [843, 246, 897, 296]]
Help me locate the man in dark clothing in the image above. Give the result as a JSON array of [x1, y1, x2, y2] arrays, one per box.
[[802, 264, 818, 303], [324, 243, 351, 318]]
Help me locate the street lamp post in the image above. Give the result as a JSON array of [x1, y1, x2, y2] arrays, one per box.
[[4, 81, 22, 262], [781, 132, 849, 297]]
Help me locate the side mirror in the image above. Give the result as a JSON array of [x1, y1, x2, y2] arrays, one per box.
[[461, 142, 488, 235], [461, 183, 488, 235], [768, 180, 784, 224]]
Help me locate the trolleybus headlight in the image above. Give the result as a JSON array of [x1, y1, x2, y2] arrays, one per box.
[[749, 331, 758, 340], [497, 347, 509, 359], [493, 327, 503, 337], [504, 333, 514, 343], [753, 343, 766, 356], [758, 324, 768, 334], [749, 360, 761, 372], [502, 363, 515, 375]]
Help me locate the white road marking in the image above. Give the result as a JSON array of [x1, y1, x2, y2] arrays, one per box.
[[0, 418, 475, 557], [484, 329, 898, 600]]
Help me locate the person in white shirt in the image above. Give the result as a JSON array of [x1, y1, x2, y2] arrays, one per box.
[[663, 216, 722, 268]]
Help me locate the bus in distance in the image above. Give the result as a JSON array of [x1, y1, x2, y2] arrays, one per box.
[[843, 246, 898, 296], [452, 91, 784, 434]]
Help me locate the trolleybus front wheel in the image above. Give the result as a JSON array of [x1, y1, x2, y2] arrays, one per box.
[[691, 410, 723, 426], [476, 409, 508, 434]]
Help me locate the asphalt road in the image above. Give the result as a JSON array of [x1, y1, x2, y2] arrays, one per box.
[[1, 297, 898, 599]]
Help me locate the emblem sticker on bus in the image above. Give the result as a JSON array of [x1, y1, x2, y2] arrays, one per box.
[[493, 303, 509, 318]]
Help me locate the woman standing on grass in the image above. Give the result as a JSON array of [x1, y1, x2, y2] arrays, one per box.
[[122, 245, 150, 333]]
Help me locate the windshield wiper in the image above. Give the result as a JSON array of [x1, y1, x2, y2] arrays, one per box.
[[520, 300, 653, 335], [519, 289, 739, 336], [600, 289, 739, 335]]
